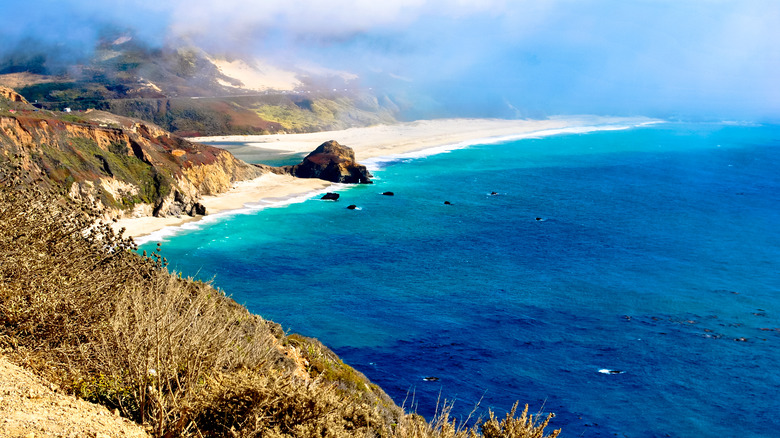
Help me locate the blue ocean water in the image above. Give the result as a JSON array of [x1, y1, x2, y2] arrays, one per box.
[[141, 122, 780, 438]]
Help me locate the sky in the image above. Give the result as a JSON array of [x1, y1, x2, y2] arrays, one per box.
[[1, 0, 779, 120]]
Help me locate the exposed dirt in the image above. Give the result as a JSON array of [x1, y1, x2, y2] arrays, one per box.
[[0, 356, 149, 438]]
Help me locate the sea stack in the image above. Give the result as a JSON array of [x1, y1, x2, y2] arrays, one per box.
[[288, 140, 372, 184]]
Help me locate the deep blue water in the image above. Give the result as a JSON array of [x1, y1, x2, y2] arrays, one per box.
[[142, 122, 780, 438]]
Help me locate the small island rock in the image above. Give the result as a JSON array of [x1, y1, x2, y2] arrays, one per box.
[[288, 140, 372, 184]]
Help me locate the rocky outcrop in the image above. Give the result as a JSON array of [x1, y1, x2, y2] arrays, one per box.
[[0, 95, 263, 219], [0, 86, 27, 104], [285, 140, 372, 184]]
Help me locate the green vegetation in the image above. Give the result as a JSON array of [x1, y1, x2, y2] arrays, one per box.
[[12, 87, 399, 137], [31, 136, 169, 211], [0, 164, 560, 437], [252, 94, 398, 133]]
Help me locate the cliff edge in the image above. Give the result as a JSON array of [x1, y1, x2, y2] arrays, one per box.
[[0, 86, 264, 219]]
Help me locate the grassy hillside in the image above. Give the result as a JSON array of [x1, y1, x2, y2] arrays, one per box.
[[14, 89, 399, 137], [0, 165, 560, 437], [2, 35, 401, 137]]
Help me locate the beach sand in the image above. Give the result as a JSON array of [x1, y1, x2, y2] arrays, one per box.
[[116, 116, 651, 239]]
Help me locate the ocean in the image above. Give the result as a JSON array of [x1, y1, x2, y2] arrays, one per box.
[[139, 121, 780, 438]]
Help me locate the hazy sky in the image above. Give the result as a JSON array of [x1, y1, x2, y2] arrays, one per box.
[[2, 0, 778, 120]]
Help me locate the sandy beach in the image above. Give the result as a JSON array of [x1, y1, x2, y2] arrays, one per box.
[[116, 116, 654, 240]]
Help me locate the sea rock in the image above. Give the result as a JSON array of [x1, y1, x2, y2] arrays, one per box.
[[288, 140, 372, 184], [192, 202, 207, 215], [347, 204, 358, 210], [321, 192, 340, 201], [382, 191, 394, 196]]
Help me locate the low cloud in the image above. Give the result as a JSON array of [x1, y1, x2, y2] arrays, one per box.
[[1, 0, 777, 120]]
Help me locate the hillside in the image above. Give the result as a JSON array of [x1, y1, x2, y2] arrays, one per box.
[[0, 86, 263, 219], [0, 35, 400, 136]]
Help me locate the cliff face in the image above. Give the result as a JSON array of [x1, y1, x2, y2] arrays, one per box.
[[0, 87, 27, 103], [0, 87, 263, 219]]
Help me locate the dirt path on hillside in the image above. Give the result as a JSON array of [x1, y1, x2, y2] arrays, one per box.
[[0, 356, 149, 438]]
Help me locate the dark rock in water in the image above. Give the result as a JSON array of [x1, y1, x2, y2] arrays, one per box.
[[288, 140, 372, 184], [490, 191, 499, 195], [535, 217, 544, 221], [444, 201, 452, 205], [423, 376, 440, 382], [382, 191, 395, 196], [321, 192, 340, 201], [347, 204, 358, 210]]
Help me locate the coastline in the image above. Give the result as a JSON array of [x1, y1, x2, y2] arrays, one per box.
[[117, 116, 658, 242]]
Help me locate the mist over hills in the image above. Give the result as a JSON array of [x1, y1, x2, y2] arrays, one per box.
[[0, 30, 400, 136], [4, 1, 777, 123]]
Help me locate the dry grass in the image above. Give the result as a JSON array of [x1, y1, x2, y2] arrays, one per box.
[[0, 164, 561, 438]]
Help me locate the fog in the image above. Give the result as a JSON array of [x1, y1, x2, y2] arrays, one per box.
[[2, 0, 778, 120]]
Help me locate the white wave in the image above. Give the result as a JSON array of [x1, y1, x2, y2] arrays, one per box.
[[362, 119, 665, 172], [134, 184, 347, 245]]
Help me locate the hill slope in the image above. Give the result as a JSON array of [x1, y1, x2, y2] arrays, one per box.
[[0, 86, 263, 219], [0, 36, 400, 136], [0, 356, 150, 438]]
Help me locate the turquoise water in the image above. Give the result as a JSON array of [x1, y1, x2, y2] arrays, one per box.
[[142, 122, 780, 437]]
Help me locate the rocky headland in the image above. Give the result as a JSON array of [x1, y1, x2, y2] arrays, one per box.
[[0, 86, 264, 220]]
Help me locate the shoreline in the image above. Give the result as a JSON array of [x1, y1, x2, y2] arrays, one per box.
[[117, 116, 658, 242]]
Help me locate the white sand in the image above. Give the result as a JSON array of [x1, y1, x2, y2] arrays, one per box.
[[117, 116, 656, 240]]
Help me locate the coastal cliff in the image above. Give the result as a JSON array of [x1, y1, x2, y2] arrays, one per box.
[[0, 86, 264, 219]]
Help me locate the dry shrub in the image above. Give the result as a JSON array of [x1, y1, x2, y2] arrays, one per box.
[[479, 403, 560, 438], [390, 400, 475, 438], [389, 401, 560, 438], [89, 274, 281, 436], [192, 370, 386, 437]]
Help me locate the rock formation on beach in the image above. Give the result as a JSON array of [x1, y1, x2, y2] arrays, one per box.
[[284, 140, 372, 184]]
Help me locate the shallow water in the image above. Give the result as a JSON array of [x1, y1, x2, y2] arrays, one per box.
[[200, 140, 305, 166], [144, 122, 780, 437]]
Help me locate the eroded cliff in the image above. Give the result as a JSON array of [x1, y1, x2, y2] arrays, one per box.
[[0, 86, 264, 219]]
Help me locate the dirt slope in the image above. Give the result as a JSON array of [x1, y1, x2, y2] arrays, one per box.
[[0, 356, 149, 438]]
